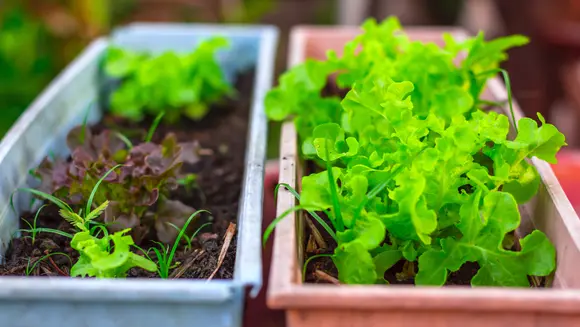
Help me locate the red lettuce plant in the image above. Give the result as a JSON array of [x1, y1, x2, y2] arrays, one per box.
[[34, 126, 201, 243]]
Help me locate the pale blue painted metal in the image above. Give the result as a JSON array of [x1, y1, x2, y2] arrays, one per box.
[[0, 24, 278, 327]]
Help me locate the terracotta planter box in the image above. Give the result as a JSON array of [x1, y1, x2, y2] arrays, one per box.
[[268, 26, 580, 327]]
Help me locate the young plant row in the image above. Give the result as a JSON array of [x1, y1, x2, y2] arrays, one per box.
[[11, 36, 232, 279], [265, 17, 566, 286]]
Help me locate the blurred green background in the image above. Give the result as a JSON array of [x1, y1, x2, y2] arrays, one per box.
[[0, 0, 132, 136], [0, 0, 342, 162], [3, 0, 577, 157], [0, 0, 287, 136]]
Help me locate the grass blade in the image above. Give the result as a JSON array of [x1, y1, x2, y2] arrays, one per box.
[[498, 68, 518, 133], [33, 228, 74, 239], [275, 182, 340, 232], [89, 224, 110, 238], [14, 188, 72, 212], [474, 68, 518, 133], [80, 101, 94, 145], [263, 204, 337, 248], [86, 164, 122, 216], [145, 111, 165, 143], [323, 140, 344, 232], [190, 222, 212, 240], [167, 222, 191, 246], [26, 252, 72, 276], [113, 131, 133, 149], [275, 182, 301, 203], [151, 247, 166, 278], [167, 210, 209, 265]]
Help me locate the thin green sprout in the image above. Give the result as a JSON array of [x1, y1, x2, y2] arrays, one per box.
[[90, 224, 110, 239], [113, 131, 133, 149], [498, 68, 517, 133], [153, 210, 210, 278], [475, 68, 518, 133], [17, 204, 48, 245], [85, 164, 122, 219], [11, 188, 72, 213], [323, 138, 344, 232], [270, 182, 340, 239], [263, 204, 337, 248], [167, 221, 212, 251], [18, 227, 73, 240], [13, 164, 121, 244], [145, 111, 165, 143], [25, 252, 72, 276], [80, 102, 94, 145]]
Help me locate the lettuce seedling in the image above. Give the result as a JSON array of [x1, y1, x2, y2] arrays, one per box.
[[16, 167, 157, 278], [264, 17, 565, 287], [105, 37, 233, 123], [34, 126, 202, 243], [71, 228, 157, 278]]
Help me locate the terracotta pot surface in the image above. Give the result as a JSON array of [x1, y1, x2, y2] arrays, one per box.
[[552, 150, 580, 214], [267, 26, 580, 327]]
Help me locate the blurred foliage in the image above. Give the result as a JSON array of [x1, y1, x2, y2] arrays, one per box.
[[0, 0, 300, 139], [0, 0, 134, 137], [0, 7, 50, 134], [425, 0, 464, 25], [221, 0, 276, 23], [0, 0, 279, 138]]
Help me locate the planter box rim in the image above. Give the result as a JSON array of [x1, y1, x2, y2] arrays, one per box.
[[289, 24, 468, 35], [112, 22, 279, 39], [0, 276, 237, 303], [269, 279, 580, 314]]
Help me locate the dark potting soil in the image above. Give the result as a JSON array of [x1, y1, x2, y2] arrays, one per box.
[[0, 71, 254, 279], [301, 218, 546, 287]]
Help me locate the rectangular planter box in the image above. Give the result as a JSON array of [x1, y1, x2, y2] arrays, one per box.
[[269, 26, 580, 327], [0, 23, 278, 327]]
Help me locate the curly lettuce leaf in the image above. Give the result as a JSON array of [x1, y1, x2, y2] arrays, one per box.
[[106, 37, 231, 122], [380, 168, 437, 245], [71, 229, 157, 278], [415, 191, 555, 286], [309, 123, 359, 162]]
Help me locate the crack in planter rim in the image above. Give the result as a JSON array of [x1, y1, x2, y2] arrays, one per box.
[[0, 23, 279, 300]]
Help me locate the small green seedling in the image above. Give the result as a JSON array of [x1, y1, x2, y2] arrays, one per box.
[[168, 221, 212, 252], [149, 210, 209, 278], [14, 165, 156, 278], [70, 227, 157, 278], [25, 252, 72, 276], [17, 204, 73, 244], [177, 173, 198, 195], [145, 111, 165, 143], [14, 164, 122, 235]]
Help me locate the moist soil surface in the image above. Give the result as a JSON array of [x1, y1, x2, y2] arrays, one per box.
[[302, 212, 545, 287], [0, 71, 254, 279]]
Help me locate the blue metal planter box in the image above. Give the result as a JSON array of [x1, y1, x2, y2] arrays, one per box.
[[0, 23, 278, 327]]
